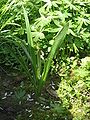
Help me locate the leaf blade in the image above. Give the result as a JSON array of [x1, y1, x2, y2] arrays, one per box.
[[42, 22, 69, 81], [22, 6, 37, 78]]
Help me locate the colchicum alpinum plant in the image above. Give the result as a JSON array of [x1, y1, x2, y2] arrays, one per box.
[[9, 6, 69, 97]]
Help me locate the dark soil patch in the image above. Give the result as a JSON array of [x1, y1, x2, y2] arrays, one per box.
[[0, 67, 73, 120]]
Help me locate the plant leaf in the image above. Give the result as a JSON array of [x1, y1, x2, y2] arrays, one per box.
[[0, 17, 13, 31], [22, 6, 37, 77], [36, 50, 41, 80], [42, 22, 69, 81], [22, 6, 33, 46], [7, 45, 33, 81]]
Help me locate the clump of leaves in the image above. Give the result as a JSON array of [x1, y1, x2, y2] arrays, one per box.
[[7, 5, 69, 97], [57, 57, 90, 120]]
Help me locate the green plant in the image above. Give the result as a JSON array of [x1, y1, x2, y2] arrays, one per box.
[[1, 0, 90, 70], [14, 86, 26, 104], [9, 5, 69, 97], [57, 57, 90, 120]]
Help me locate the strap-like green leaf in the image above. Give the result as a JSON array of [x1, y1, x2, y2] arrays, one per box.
[[42, 22, 69, 81], [22, 6, 33, 47], [7, 45, 33, 81], [36, 50, 41, 80], [22, 6, 37, 77]]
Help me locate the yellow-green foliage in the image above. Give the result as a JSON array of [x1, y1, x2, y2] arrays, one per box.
[[57, 57, 90, 120]]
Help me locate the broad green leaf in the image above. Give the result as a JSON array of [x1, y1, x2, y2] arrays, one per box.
[[42, 22, 69, 81]]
